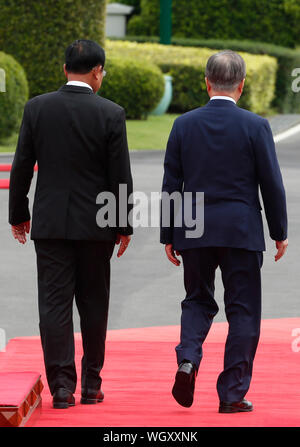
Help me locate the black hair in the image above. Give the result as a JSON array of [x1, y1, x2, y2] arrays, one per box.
[[65, 39, 105, 74]]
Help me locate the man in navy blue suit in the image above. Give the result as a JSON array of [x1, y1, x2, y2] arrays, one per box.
[[160, 50, 288, 413]]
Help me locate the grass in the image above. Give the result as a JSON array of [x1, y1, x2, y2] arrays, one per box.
[[0, 132, 18, 153], [126, 114, 179, 150], [0, 114, 179, 153]]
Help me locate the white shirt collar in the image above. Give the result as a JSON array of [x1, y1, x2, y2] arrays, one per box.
[[210, 95, 236, 104], [66, 81, 93, 91]]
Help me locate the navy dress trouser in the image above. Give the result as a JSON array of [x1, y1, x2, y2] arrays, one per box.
[[176, 247, 263, 403]]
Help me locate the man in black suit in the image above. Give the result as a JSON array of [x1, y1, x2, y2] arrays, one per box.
[[161, 50, 288, 413], [9, 39, 133, 409]]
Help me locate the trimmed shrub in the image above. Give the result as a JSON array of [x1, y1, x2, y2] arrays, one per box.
[[128, 0, 159, 36], [112, 36, 300, 113], [0, 52, 29, 140], [106, 41, 277, 115], [168, 38, 300, 114], [99, 57, 165, 119], [127, 16, 146, 36], [0, 0, 107, 98], [284, 0, 300, 17], [127, 0, 300, 48]]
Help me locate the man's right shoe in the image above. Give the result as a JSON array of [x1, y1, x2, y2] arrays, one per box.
[[219, 399, 253, 413], [52, 388, 75, 409], [172, 361, 197, 408], [80, 388, 104, 405]]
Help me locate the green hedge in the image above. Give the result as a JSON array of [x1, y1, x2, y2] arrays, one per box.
[[99, 57, 165, 119], [168, 38, 300, 114], [112, 36, 300, 113], [0, 52, 29, 140], [127, 0, 300, 48], [106, 41, 277, 115], [284, 0, 300, 17], [0, 0, 107, 98]]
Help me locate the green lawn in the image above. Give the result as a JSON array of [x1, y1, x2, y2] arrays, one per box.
[[126, 114, 179, 150], [0, 132, 18, 153], [0, 114, 179, 153]]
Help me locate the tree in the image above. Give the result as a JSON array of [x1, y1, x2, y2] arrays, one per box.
[[128, 0, 300, 48], [284, 0, 300, 17], [0, 0, 107, 97]]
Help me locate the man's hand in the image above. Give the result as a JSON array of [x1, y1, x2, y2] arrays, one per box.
[[165, 244, 181, 266], [275, 238, 288, 262], [11, 220, 30, 244], [116, 234, 131, 258]]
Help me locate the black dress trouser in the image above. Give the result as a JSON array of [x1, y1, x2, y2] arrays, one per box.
[[34, 239, 115, 395], [176, 246, 263, 403]]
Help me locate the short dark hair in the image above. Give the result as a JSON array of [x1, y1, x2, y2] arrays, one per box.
[[65, 39, 105, 74], [205, 50, 246, 92]]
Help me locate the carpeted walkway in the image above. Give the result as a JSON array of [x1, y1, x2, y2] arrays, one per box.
[[0, 318, 299, 427]]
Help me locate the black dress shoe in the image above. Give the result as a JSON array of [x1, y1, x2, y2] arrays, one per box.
[[172, 361, 197, 408], [81, 388, 104, 405], [53, 388, 75, 409], [219, 398, 253, 413]]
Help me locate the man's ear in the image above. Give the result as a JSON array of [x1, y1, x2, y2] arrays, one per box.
[[238, 78, 245, 93], [205, 77, 211, 92], [93, 65, 102, 79], [63, 64, 68, 79]]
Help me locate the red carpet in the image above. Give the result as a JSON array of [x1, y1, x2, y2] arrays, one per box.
[[0, 318, 299, 427], [0, 179, 9, 189], [0, 164, 12, 172], [0, 372, 41, 406], [0, 372, 43, 427], [0, 163, 10, 189], [0, 164, 37, 189], [0, 164, 38, 172]]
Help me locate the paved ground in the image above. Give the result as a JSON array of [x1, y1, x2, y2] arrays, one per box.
[[0, 125, 299, 343], [268, 114, 300, 135]]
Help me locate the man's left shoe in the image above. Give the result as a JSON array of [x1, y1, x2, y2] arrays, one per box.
[[52, 388, 75, 409], [81, 389, 104, 405], [172, 361, 197, 408], [219, 399, 253, 413]]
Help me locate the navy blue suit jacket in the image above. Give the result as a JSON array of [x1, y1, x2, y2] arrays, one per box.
[[160, 99, 288, 251]]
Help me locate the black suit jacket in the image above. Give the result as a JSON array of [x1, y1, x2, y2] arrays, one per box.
[[9, 85, 133, 240]]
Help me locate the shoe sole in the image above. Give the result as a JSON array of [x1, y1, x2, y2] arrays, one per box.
[[53, 402, 75, 409], [219, 407, 253, 413], [80, 397, 104, 405], [172, 371, 194, 408]]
